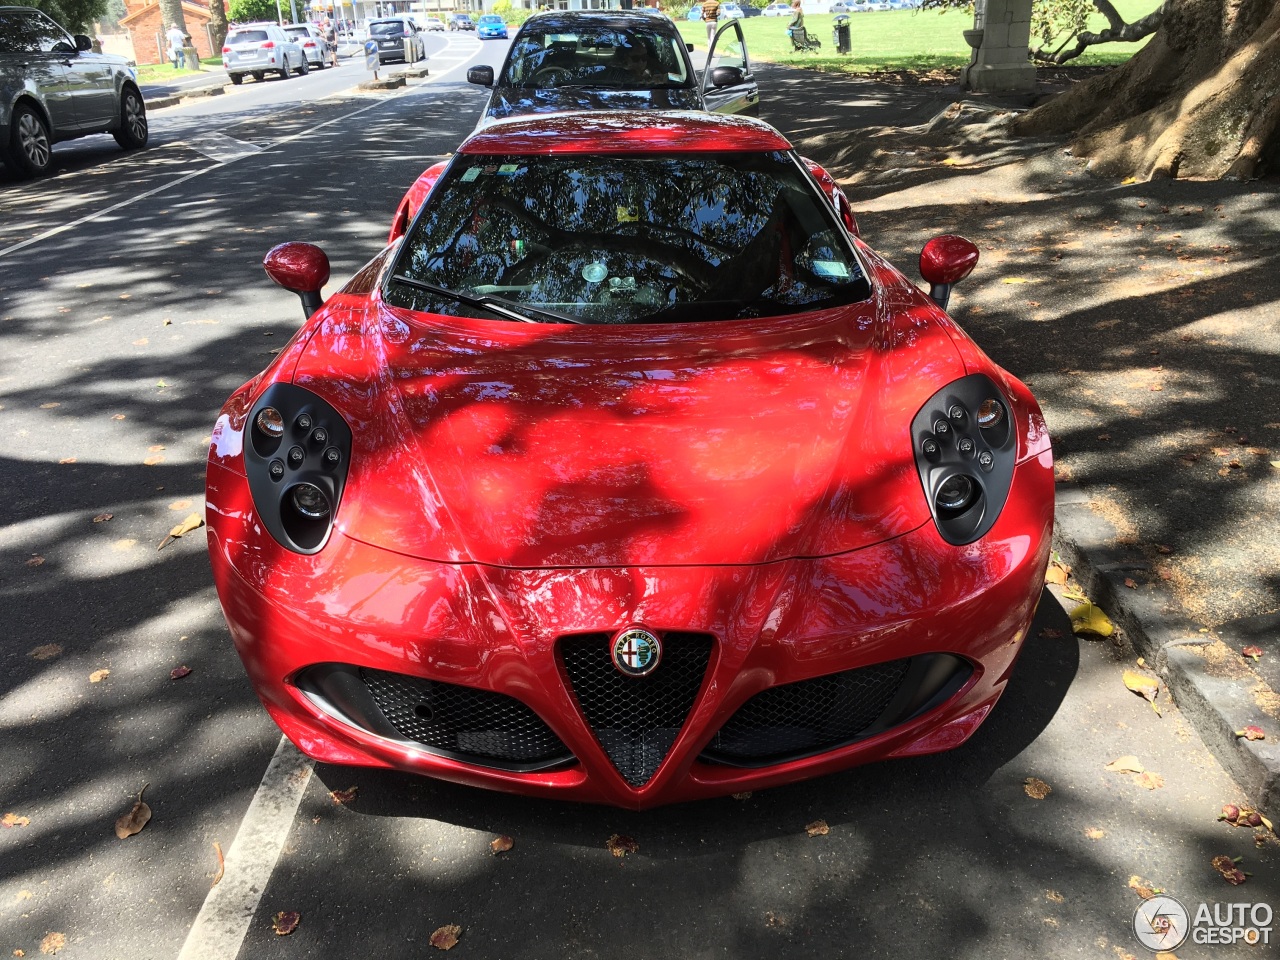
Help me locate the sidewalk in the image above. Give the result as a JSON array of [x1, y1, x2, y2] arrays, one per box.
[[757, 62, 1280, 812]]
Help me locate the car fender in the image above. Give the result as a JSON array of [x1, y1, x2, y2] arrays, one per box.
[[388, 159, 450, 243]]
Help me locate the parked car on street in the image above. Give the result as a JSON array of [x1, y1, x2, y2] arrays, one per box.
[[368, 16, 426, 64], [422, 15, 446, 31], [448, 12, 475, 30], [720, 2, 746, 17], [476, 13, 509, 39], [282, 23, 333, 69], [215, 108, 1053, 809], [0, 4, 148, 178], [223, 22, 308, 84], [763, 2, 792, 14], [467, 10, 758, 126]]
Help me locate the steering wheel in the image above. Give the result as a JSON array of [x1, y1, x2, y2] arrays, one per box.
[[531, 66, 573, 86]]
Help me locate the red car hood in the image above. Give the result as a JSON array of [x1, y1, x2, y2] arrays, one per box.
[[295, 288, 965, 567]]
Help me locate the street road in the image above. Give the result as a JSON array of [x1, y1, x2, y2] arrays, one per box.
[[0, 43, 1275, 960]]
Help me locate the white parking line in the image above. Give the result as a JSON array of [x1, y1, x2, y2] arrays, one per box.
[[175, 737, 313, 960]]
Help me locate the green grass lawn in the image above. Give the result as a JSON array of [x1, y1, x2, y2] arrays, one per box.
[[678, 1, 1157, 73], [134, 57, 224, 84]]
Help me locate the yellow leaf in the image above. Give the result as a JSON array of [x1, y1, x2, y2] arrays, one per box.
[[1121, 176, 1138, 185], [1001, 277, 1033, 284], [158, 513, 205, 550], [1105, 756, 1145, 774], [1045, 564, 1068, 586], [1070, 601, 1114, 637], [89, 669, 110, 683], [1024, 777, 1052, 799], [1123, 670, 1162, 715]]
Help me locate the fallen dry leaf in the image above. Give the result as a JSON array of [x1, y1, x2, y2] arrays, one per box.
[[114, 784, 151, 839], [1235, 726, 1265, 741], [1211, 854, 1247, 885], [1105, 756, 1145, 774], [92, 513, 113, 523], [1046, 890, 1065, 903], [58, 458, 77, 465], [158, 513, 204, 550], [28, 644, 61, 660], [3, 812, 32, 828], [1039, 627, 1064, 639], [272, 911, 300, 936], [429, 924, 462, 950], [1071, 602, 1115, 638], [607, 834, 639, 857], [38, 933, 65, 956], [1134, 772, 1165, 790], [805, 819, 830, 837], [1024, 777, 1052, 800], [1124, 577, 1138, 589], [1045, 558, 1069, 586], [1242, 645, 1263, 661], [490, 835, 514, 854], [170, 665, 192, 680], [1084, 827, 1105, 840], [212, 841, 225, 886], [89, 669, 110, 683], [329, 786, 357, 805], [1123, 670, 1162, 715], [732, 791, 752, 800], [26, 555, 45, 567], [1128, 875, 1164, 899]]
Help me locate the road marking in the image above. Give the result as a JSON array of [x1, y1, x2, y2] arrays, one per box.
[[175, 736, 313, 960], [187, 133, 264, 163]]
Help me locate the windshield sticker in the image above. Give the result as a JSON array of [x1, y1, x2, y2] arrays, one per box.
[[811, 260, 852, 279], [497, 163, 520, 175], [460, 167, 480, 182], [616, 205, 639, 223]]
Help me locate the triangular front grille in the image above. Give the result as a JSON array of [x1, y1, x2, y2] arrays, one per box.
[[560, 632, 713, 786]]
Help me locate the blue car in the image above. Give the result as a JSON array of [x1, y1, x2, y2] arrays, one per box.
[[477, 14, 509, 39]]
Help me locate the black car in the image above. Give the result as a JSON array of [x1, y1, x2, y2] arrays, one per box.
[[466, 10, 759, 128], [368, 16, 426, 64]]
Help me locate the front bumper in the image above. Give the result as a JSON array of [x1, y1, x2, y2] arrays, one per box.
[[208, 450, 1052, 809]]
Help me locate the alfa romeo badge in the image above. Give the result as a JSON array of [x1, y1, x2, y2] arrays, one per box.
[[611, 626, 662, 677]]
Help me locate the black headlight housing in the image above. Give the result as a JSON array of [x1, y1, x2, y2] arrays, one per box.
[[244, 384, 353, 554], [912, 374, 1016, 545]]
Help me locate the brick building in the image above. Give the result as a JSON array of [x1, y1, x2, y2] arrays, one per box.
[[120, 0, 215, 65]]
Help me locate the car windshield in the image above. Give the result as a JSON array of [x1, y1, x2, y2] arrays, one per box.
[[386, 151, 870, 325], [500, 24, 690, 88], [479, 15, 502, 23], [227, 29, 269, 43], [370, 21, 407, 36]]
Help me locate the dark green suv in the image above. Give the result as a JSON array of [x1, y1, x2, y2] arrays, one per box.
[[0, 5, 147, 178]]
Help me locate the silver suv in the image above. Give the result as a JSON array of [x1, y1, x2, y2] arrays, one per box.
[[0, 5, 147, 178], [222, 22, 307, 85]]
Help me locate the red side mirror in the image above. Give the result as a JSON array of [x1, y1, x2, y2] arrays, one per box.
[[920, 235, 979, 286], [919, 235, 979, 311], [264, 242, 330, 319]]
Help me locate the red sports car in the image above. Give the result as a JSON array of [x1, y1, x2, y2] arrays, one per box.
[[207, 111, 1053, 810]]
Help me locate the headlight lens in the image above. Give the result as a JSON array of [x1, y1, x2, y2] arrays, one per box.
[[255, 407, 285, 439], [977, 398, 1005, 430], [935, 475, 976, 513], [290, 483, 331, 519]]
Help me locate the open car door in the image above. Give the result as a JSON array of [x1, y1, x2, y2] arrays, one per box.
[[700, 19, 759, 116]]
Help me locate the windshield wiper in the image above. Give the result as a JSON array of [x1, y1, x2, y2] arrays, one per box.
[[390, 275, 585, 325]]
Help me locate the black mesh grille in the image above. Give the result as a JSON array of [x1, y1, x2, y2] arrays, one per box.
[[701, 658, 912, 764], [362, 667, 571, 766], [561, 632, 713, 787]]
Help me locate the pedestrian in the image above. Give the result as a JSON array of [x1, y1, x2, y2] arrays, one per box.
[[700, 0, 720, 44], [166, 22, 185, 69], [788, 0, 805, 33], [322, 18, 338, 67]]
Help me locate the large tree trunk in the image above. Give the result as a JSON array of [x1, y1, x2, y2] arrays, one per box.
[[208, 0, 229, 51], [158, 0, 189, 38], [1012, 0, 1280, 180]]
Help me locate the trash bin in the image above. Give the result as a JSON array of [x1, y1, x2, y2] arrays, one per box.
[[833, 14, 851, 55]]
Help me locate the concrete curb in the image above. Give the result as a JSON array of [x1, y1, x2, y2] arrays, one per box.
[[147, 84, 226, 111], [1053, 481, 1280, 813]]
